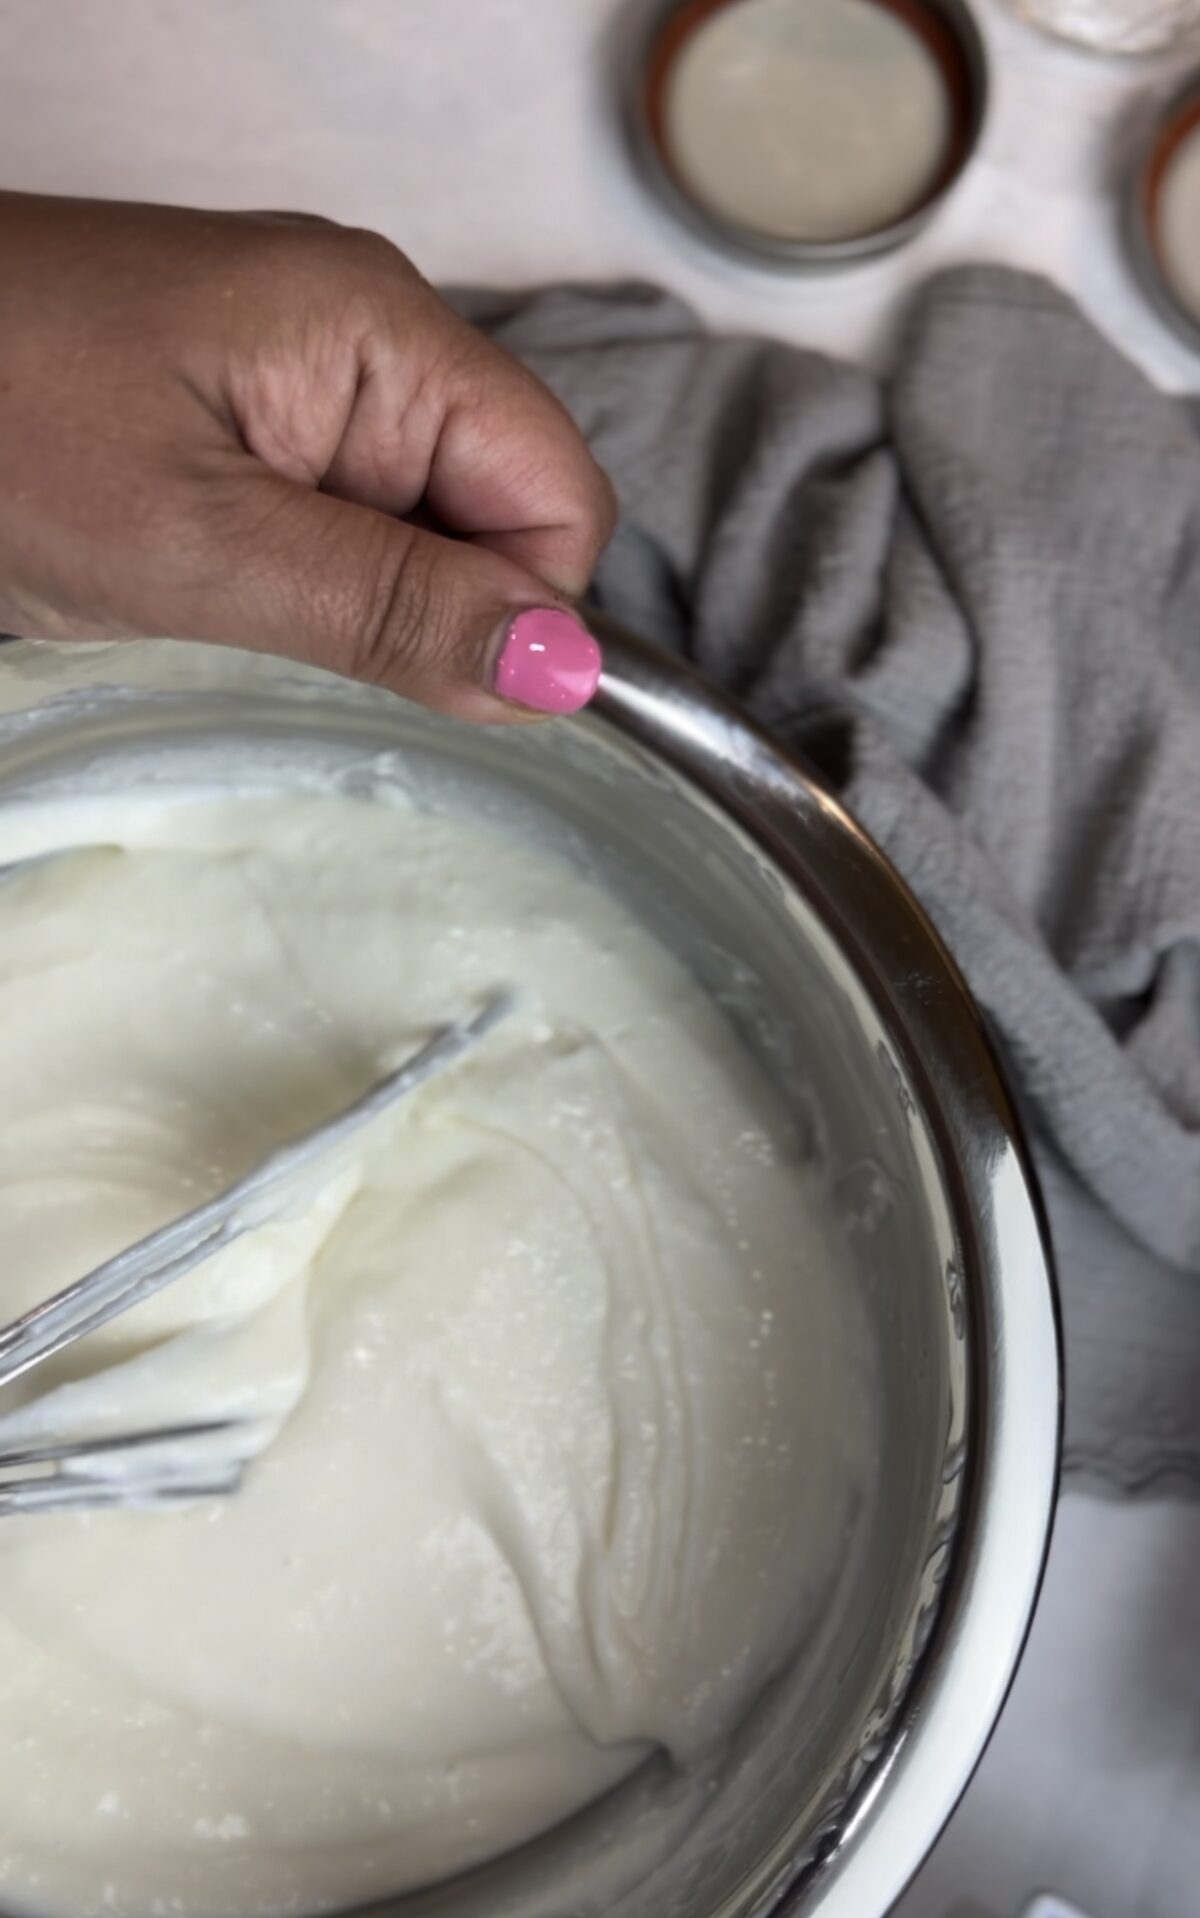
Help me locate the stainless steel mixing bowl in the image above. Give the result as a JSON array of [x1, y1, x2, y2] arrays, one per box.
[[0, 623, 1060, 1918]]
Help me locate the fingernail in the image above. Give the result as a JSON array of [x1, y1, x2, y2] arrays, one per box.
[[494, 609, 602, 715]]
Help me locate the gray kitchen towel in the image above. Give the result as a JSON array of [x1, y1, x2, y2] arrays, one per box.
[[456, 265, 1200, 1494]]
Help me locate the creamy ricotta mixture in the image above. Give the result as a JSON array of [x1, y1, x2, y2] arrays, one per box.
[[0, 790, 864, 1918]]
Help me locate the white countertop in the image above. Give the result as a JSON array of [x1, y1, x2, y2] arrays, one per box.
[[898, 1492, 1200, 1918]]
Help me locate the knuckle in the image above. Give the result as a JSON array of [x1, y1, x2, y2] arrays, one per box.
[[348, 529, 450, 692], [243, 215, 416, 305], [334, 224, 421, 290], [245, 209, 339, 233]]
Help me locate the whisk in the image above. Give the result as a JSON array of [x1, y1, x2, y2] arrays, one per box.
[[0, 991, 513, 1515]]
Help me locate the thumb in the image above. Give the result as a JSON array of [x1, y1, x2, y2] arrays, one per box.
[[177, 468, 603, 725]]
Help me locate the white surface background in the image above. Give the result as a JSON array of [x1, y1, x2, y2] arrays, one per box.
[[0, 0, 1196, 388], [0, 4, 1199, 1916]]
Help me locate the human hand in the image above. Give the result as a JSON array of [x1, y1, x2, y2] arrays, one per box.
[[0, 194, 613, 721]]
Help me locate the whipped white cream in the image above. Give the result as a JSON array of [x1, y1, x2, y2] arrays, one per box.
[[0, 789, 865, 1918]]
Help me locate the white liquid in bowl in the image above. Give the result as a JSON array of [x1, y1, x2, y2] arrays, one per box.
[[661, 0, 953, 243]]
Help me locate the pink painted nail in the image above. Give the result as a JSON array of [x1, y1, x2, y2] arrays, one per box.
[[494, 609, 602, 715]]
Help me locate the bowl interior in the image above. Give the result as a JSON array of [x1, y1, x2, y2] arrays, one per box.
[[0, 651, 966, 1918]]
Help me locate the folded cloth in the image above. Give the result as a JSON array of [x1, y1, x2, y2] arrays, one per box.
[[456, 266, 1200, 1495]]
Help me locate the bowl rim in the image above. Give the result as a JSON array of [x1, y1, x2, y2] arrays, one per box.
[[591, 615, 1062, 1917]]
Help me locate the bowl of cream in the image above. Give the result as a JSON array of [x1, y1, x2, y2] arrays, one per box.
[[0, 621, 1058, 1918]]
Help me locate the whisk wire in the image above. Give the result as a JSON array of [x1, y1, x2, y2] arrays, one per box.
[[0, 1420, 249, 1515], [0, 991, 513, 1513], [0, 992, 512, 1394]]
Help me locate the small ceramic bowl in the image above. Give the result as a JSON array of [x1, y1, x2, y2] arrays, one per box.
[[615, 0, 988, 269]]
